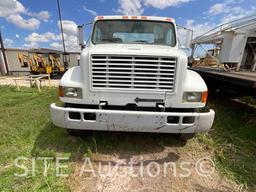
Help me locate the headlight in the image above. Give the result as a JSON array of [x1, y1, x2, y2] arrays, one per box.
[[183, 91, 208, 103], [59, 86, 82, 98]]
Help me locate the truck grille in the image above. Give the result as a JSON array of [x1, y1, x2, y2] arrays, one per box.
[[91, 55, 176, 91]]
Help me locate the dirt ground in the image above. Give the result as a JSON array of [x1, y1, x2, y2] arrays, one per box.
[[68, 137, 241, 192], [0, 76, 59, 88]]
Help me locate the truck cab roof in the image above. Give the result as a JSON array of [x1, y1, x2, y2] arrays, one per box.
[[94, 15, 176, 23]]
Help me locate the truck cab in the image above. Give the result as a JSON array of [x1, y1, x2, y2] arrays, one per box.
[[50, 16, 215, 137]]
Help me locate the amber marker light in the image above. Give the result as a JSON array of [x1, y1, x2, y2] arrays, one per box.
[[97, 16, 104, 20], [202, 91, 208, 103], [59, 86, 64, 97]]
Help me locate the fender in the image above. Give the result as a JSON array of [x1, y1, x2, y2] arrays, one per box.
[[183, 69, 207, 92]]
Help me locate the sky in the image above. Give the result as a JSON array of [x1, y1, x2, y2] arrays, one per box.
[[0, 0, 255, 52]]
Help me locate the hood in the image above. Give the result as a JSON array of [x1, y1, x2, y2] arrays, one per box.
[[88, 44, 185, 57]]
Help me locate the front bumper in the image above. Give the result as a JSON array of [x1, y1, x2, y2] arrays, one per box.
[[50, 103, 215, 133]]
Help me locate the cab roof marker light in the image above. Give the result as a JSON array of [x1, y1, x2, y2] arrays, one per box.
[[98, 16, 104, 20], [166, 18, 173, 22], [141, 16, 147, 20], [122, 16, 129, 19], [131, 16, 138, 19]]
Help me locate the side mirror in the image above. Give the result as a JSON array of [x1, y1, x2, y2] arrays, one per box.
[[77, 25, 85, 49], [185, 30, 193, 48]]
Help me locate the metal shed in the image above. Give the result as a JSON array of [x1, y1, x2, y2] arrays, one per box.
[[0, 47, 80, 75]]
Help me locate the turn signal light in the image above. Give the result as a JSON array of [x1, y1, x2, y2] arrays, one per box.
[[59, 86, 64, 97], [202, 91, 208, 103]]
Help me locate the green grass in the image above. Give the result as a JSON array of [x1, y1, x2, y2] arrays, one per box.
[[198, 94, 256, 190], [0, 86, 70, 191], [0, 86, 255, 191], [240, 96, 256, 106], [0, 86, 182, 191]]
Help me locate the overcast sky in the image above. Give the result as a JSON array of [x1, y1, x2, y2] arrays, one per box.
[[0, 0, 255, 51]]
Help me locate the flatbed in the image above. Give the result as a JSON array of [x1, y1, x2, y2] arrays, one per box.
[[190, 67, 256, 95]]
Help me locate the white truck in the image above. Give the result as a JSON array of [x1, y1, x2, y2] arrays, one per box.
[[50, 16, 215, 139]]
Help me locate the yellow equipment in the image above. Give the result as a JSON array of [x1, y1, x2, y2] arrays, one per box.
[[18, 53, 39, 73], [49, 53, 65, 73], [33, 53, 52, 74]]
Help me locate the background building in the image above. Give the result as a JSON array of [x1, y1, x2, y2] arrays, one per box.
[[0, 47, 80, 76]]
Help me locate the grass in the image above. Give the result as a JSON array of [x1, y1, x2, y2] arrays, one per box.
[[198, 94, 256, 190], [0, 86, 255, 191], [0, 86, 70, 191]]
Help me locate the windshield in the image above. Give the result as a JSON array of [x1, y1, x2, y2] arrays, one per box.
[[92, 20, 176, 46]]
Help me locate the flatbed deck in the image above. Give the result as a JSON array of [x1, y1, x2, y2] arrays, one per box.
[[190, 67, 256, 95]]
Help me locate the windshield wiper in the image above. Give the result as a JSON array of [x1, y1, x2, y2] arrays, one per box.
[[131, 40, 153, 44], [100, 38, 122, 43], [100, 38, 115, 42]]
